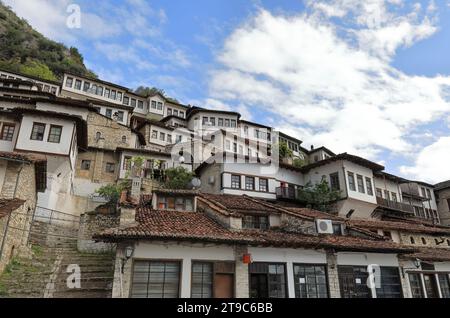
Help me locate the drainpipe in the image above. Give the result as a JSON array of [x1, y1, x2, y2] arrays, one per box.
[[0, 162, 25, 261]]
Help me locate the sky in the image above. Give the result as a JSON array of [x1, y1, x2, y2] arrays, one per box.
[[4, 0, 450, 183]]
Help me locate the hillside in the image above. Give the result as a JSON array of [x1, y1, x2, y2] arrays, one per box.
[[0, 2, 96, 82]]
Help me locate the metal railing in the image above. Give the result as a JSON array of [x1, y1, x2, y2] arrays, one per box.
[[376, 196, 415, 214], [33, 206, 80, 227], [276, 187, 297, 200]]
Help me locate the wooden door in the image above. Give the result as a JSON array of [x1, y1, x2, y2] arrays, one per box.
[[214, 274, 234, 298]]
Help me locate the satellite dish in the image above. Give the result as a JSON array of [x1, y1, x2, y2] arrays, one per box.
[[191, 178, 201, 189]]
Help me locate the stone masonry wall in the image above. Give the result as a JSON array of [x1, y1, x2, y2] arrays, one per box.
[[77, 213, 120, 253], [0, 161, 37, 273], [87, 113, 134, 151], [326, 251, 341, 298]]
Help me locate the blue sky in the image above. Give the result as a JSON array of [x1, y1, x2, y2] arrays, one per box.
[[5, 0, 450, 183]]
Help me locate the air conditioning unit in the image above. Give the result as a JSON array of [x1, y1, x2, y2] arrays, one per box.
[[316, 219, 333, 234]]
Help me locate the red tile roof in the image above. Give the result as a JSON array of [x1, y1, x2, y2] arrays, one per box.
[[95, 208, 411, 253], [348, 218, 450, 235], [0, 198, 26, 219], [402, 248, 450, 262], [198, 194, 280, 216], [0, 151, 47, 163]]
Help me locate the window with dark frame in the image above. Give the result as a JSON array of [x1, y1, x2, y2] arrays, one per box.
[[243, 215, 269, 230], [357, 175, 365, 193], [365, 177, 374, 196], [231, 175, 241, 189], [30, 123, 46, 141], [347, 172, 356, 191], [47, 125, 62, 143], [259, 178, 268, 192], [249, 263, 286, 298], [293, 264, 328, 298], [245, 176, 255, 191], [409, 273, 425, 298], [376, 188, 383, 198], [35, 161, 47, 192], [0, 123, 15, 141], [65, 77, 73, 88], [131, 261, 181, 298], [438, 274, 450, 298], [105, 163, 115, 173], [191, 262, 213, 298], [81, 160, 91, 170], [330, 172, 340, 191], [74, 79, 82, 90]]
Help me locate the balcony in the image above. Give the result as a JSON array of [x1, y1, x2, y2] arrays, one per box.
[[276, 187, 297, 200], [376, 196, 415, 214]]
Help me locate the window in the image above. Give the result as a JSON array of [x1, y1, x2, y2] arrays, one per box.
[[167, 134, 172, 143], [357, 175, 365, 193], [74, 79, 82, 90], [52, 87, 57, 95], [0, 124, 15, 141], [157, 197, 193, 211], [203, 117, 209, 125], [408, 273, 424, 298], [333, 224, 343, 235], [117, 111, 124, 122], [160, 132, 166, 141], [250, 263, 286, 298], [231, 120, 237, 128], [138, 100, 144, 109], [210, 118, 216, 126], [122, 136, 127, 143], [421, 237, 426, 245], [376, 188, 383, 198], [218, 118, 224, 126], [96, 132, 102, 140], [151, 101, 157, 109], [152, 130, 158, 139], [239, 145, 244, 155], [410, 237, 415, 244], [225, 140, 231, 150], [65, 77, 73, 88], [391, 193, 397, 202], [330, 173, 340, 191], [110, 90, 117, 100], [384, 190, 390, 201], [157, 102, 163, 110], [97, 86, 104, 96], [191, 262, 213, 298], [105, 163, 115, 173], [245, 176, 255, 191], [105, 109, 112, 118], [91, 84, 97, 94], [438, 274, 450, 298], [104, 88, 110, 98], [173, 110, 179, 117], [365, 178, 373, 196], [131, 261, 180, 298], [123, 96, 130, 105], [259, 178, 268, 192], [131, 99, 137, 107], [167, 108, 172, 116], [43, 85, 50, 92], [123, 157, 132, 170], [347, 172, 356, 191], [180, 111, 184, 118], [426, 189, 431, 199], [117, 92, 123, 101], [244, 126, 249, 136], [83, 82, 90, 92], [176, 135, 182, 143], [81, 160, 91, 170], [293, 264, 328, 298], [30, 123, 46, 141], [231, 175, 241, 189], [225, 119, 230, 127], [243, 215, 269, 230], [47, 125, 62, 143], [233, 142, 237, 153], [375, 267, 403, 298]]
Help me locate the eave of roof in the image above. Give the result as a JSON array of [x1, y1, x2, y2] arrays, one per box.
[[116, 147, 171, 157], [435, 180, 450, 191], [186, 107, 241, 121], [0, 67, 61, 85], [300, 153, 385, 173], [0, 151, 47, 163], [277, 131, 303, 145]]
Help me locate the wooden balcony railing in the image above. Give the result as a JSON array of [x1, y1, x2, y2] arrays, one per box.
[[376, 196, 415, 214], [276, 187, 297, 200]]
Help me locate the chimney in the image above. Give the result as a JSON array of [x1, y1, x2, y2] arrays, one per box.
[[311, 145, 314, 150]]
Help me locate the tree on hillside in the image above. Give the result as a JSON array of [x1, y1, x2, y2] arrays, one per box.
[[134, 86, 180, 103], [297, 179, 342, 213]]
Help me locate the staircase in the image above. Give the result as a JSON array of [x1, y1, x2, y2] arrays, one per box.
[[0, 220, 115, 298]]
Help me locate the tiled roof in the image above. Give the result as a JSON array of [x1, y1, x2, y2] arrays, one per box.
[[95, 208, 412, 253], [0, 199, 26, 219], [283, 207, 344, 221], [199, 194, 279, 216], [348, 218, 450, 235], [0, 151, 47, 163], [435, 180, 450, 191], [402, 248, 450, 262], [153, 189, 199, 196], [299, 153, 385, 172]]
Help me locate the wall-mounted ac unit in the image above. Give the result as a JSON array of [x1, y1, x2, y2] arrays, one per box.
[[316, 219, 333, 234]]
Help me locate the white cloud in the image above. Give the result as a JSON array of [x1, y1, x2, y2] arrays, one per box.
[[208, 0, 450, 171], [400, 137, 450, 183]]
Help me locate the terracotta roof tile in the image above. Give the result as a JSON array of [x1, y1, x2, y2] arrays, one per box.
[[348, 218, 450, 235], [0, 198, 26, 219], [95, 208, 411, 253], [402, 248, 450, 262], [199, 194, 278, 216], [0, 151, 46, 163]]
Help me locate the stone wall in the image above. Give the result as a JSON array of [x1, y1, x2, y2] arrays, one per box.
[[112, 244, 133, 298], [326, 251, 341, 298], [0, 161, 37, 273], [77, 212, 120, 253], [87, 113, 134, 151], [234, 245, 249, 298], [437, 187, 450, 226], [75, 149, 119, 183], [399, 232, 450, 248]]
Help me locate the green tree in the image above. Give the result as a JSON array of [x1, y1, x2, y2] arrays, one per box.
[[293, 157, 308, 168], [297, 178, 342, 213], [19, 61, 57, 81], [95, 182, 129, 204], [164, 167, 194, 189], [274, 142, 293, 160]]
